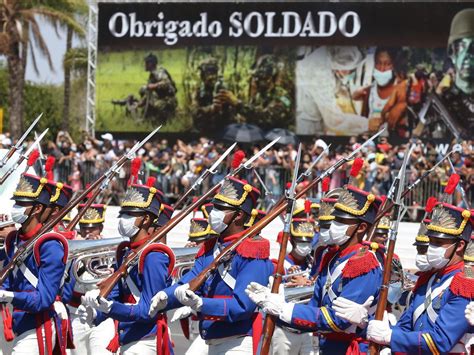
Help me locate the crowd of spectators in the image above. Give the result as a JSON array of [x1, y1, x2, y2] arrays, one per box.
[[0, 130, 472, 218]]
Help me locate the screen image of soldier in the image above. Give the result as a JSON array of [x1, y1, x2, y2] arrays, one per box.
[[216, 55, 293, 130], [112, 53, 177, 125], [415, 8, 474, 140], [191, 57, 238, 133]]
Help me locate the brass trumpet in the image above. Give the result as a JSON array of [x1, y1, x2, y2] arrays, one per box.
[[69, 237, 129, 285]]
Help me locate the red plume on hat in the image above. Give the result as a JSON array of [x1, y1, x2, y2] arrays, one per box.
[[128, 157, 141, 185], [445, 174, 460, 195], [425, 197, 438, 213], [44, 156, 55, 180], [27, 150, 40, 167], [304, 199, 311, 216], [146, 176, 156, 187], [322, 176, 330, 194], [85, 183, 93, 199], [231, 150, 246, 170], [349, 158, 364, 186]]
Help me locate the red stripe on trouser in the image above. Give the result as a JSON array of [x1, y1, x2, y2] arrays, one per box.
[[1, 304, 14, 341], [252, 313, 263, 355], [156, 314, 171, 355], [35, 312, 54, 355]]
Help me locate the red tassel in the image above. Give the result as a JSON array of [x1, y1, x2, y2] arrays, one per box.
[[342, 250, 379, 278], [450, 272, 474, 299], [106, 321, 120, 353], [425, 197, 438, 213], [236, 237, 270, 259], [231, 150, 246, 169], [445, 174, 460, 195], [45, 156, 55, 180], [146, 176, 156, 187], [276, 231, 283, 244], [350, 158, 364, 177], [1, 305, 14, 342], [304, 200, 311, 215], [27, 150, 40, 167], [322, 176, 330, 193]]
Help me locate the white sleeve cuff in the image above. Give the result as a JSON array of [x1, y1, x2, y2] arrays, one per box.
[[279, 303, 295, 324]]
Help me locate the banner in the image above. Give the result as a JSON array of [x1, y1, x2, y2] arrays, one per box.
[[97, 2, 474, 142]]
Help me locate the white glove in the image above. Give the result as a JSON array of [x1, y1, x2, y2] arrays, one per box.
[[367, 311, 392, 346], [53, 301, 69, 320], [82, 290, 113, 314], [332, 295, 374, 328], [0, 290, 14, 303], [77, 305, 96, 325], [174, 284, 203, 311], [149, 291, 168, 317], [245, 282, 294, 322], [465, 301, 474, 326], [170, 306, 193, 322]]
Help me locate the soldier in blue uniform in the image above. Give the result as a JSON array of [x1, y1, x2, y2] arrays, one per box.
[[148, 176, 274, 354], [0, 173, 69, 355], [366, 201, 474, 354], [246, 184, 383, 353], [82, 178, 175, 355]]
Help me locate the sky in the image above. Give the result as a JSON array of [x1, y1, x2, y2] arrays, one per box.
[[0, 17, 85, 85]]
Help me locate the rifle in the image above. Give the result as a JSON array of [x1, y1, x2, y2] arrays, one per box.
[[367, 149, 453, 242], [0, 129, 49, 186], [369, 145, 411, 355], [0, 126, 161, 286], [186, 128, 386, 293], [173, 142, 237, 209], [97, 137, 281, 298], [0, 113, 43, 169], [260, 144, 302, 355], [296, 144, 331, 184]]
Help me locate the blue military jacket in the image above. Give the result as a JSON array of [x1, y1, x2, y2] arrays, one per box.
[[164, 231, 274, 341], [288, 243, 382, 353], [95, 239, 173, 348], [390, 262, 472, 354]]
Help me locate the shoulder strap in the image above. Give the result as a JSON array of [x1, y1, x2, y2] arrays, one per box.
[[321, 254, 350, 302], [214, 242, 236, 290]]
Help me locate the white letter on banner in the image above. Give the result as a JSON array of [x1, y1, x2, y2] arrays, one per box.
[[281, 12, 301, 37], [130, 13, 144, 37], [208, 21, 222, 38], [264, 12, 282, 37], [339, 11, 361, 37], [109, 12, 129, 37], [244, 12, 264, 38], [300, 12, 317, 37], [317, 11, 337, 37], [229, 12, 243, 37]]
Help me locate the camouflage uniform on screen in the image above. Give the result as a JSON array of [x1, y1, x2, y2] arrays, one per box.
[[140, 53, 178, 125], [191, 58, 235, 132]]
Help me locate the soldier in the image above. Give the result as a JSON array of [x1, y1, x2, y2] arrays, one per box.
[[191, 58, 235, 133], [185, 203, 218, 248], [273, 215, 315, 355], [149, 176, 274, 354], [43, 181, 75, 240], [246, 183, 383, 353], [0, 173, 69, 354], [82, 178, 175, 355], [216, 55, 293, 130], [62, 203, 116, 355], [366, 201, 474, 354]]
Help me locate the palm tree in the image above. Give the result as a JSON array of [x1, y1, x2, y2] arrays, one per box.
[[0, 0, 86, 138]]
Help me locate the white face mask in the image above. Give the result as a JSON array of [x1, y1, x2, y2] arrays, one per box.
[[328, 220, 351, 246], [294, 243, 312, 257], [373, 68, 393, 86], [319, 227, 331, 246], [427, 243, 455, 269], [209, 209, 230, 234], [388, 281, 403, 304], [11, 204, 29, 224], [415, 254, 431, 272], [118, 214, 140, 238]]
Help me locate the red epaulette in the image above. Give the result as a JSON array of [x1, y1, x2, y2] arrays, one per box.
[[342, 247, 380, 279], [450, 271, 474, 299], [195, 239, 217, 259], [412, 270, 436, 292], [235, 236, 270, 259], [319, 246, 339, 273], [138, 243, 175, 275], [33, 232, 69, 265]]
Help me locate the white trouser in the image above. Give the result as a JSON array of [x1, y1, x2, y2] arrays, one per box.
[[67, 312, 115, 355], [185, 335, 208, 355], [272, 326, 315, 355], [120, 336, 156, 355], [11, 325, 56, 355], [207, 336, 253, 355]]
